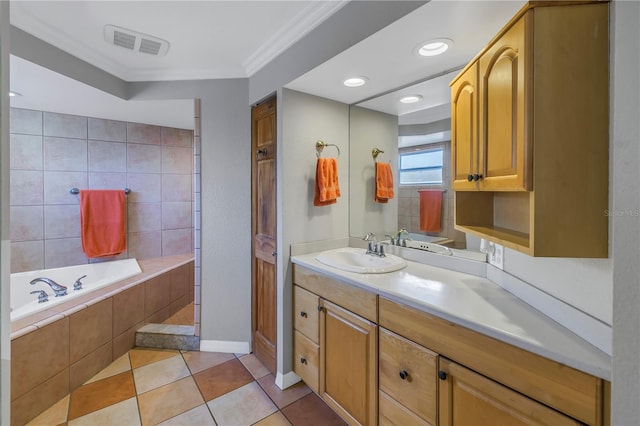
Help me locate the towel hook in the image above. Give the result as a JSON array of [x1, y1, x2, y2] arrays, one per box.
[[372, 148, 385, 160], [316, 140, 340, 158]]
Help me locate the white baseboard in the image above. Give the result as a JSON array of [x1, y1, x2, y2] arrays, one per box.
[[275, 370, 301, 390], [199, 339, 251, 354]]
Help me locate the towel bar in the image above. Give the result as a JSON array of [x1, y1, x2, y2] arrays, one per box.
[[315, 140, 340, 158], [70, 187, 131, 195]]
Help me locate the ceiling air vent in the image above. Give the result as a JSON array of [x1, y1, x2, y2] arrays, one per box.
[[104, 25, 170, 56]]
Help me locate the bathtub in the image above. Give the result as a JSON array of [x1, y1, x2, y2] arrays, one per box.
[[10, 258, 142, 321]]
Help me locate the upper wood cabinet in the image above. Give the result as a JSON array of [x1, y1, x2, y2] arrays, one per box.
[[450, 2, 609, 257]]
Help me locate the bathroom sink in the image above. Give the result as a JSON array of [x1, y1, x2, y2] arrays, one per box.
[[315, 247, 406, 274]]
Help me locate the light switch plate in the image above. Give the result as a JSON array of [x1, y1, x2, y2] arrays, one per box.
[[488, 243, 504, 270]]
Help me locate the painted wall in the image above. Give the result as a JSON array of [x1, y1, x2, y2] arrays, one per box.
[[278, 88, 350, 374]]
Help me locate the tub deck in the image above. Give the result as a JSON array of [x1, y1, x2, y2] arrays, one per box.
[[11, 254, 194, 339]]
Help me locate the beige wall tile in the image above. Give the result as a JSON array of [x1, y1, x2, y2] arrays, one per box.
[[44, 112, 87, 139], [11, 134, 43, 170], [162, 174, 192, 202], [128, 203, 161, 233], [69, 299, 113, 364], [88, 140, 126, 172], [128, 231, 162, 259], [162, 202, 192, 230], [44, 171, 87, 205], [44, 137, 87, 172], [147, 305, 172, 324], [162, 229, 193, 256], [89, 172, 127, 191], [69, 342, 113, 390], [169, 265, 190, 301], [10, 206, 44, 241], [11, 317, 69, 401], [11, 108, 43, 135], [88, 117, 126, 142], [11, 368, 70, 426], [10, 170, 43, 205], [113, 284, 145, 337], [113, 321, 145, 360], [161, 127, 193, 148], [11, 241, 45, 272], [127, 123, 162, 145], [127, 143, 161, 173], [126, 173, 161, 203], [145, 275, 171, 317], [162, 146, 193, 174], [44, 204, 81, 239], [44, 237, 87, 268]]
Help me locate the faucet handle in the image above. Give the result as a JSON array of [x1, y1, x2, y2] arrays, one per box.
[[30, 290, 49, 304], [74, 275, 87, 291]]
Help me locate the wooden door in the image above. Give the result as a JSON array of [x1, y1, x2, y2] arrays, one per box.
[[478, 14, 531, 191], [251, 97, 277, 374], [450, 62, 479, 191], [320, 299, 377, 426], [438, 358, 580, 426]]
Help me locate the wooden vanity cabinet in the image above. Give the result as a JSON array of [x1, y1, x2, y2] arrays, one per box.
[[293, 265, 378, 426], [450, 2, 609, 257]]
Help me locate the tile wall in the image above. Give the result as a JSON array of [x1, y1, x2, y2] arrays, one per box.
[[397, 142, 465, 245], [9, 108, 195, 272]]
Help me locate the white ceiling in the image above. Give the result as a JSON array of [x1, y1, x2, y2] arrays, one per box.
[[9, 0, 528, 129]]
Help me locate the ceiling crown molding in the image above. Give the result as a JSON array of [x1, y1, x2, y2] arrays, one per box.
[[242, 0, 349, 77]]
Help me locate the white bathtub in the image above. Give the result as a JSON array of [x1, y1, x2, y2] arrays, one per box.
[[11, 259, 142, 321]]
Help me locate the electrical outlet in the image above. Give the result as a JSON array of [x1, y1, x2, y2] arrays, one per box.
[[488, 243, 504, 270]]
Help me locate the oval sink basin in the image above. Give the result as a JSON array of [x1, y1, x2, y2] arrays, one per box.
[[315, 247, 406, 274]]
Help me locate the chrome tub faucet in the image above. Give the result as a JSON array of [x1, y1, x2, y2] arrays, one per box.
[[30, 277, 68, 297]]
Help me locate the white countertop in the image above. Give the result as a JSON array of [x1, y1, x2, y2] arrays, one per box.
[[291, 251, 611, 381]]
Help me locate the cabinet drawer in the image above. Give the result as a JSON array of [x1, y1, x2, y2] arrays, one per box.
[[379, 328, 437, 425], [293, 285, 319, 343], [379, 390, 431, 426], [293, 330, 319, 393]]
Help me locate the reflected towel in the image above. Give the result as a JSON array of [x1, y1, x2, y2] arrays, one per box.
[[314, 158, 341, 206], [375, 162, 394, 203], [80, 190, 127, 258], [419, 190, 443, 232]]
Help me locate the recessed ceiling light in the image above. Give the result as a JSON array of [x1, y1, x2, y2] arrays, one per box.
[[400, 95, 423, 104], [343, 76, 368, 87], [416, 38, 453, 57], [9, 91, 21, 97]]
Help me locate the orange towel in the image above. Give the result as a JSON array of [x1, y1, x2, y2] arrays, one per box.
[[419, 190, 443, 233], [375, 162, 394, 203], [80, 190, 127, 258], [314, 158, 341, 206]]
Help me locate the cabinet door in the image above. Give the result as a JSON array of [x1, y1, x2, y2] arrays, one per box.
[[438, 359, 580, 426], [320, 299, 377, 426], [293, 285, 319, 343], [478, 14, 531, 191], [451, 62, 479, 190]]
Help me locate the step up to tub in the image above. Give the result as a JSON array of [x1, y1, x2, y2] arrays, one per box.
[[135, 323, 199, 351]]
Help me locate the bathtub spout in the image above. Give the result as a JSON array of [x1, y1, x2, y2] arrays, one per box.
[[30, 277, 67, 297]]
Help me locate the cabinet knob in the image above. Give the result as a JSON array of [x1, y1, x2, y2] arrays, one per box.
[[317, 305, 323, 312], [438, 370, 448, 380], [399, 370, 409, 380], [473, 173, 483, 181], [300, 357, 307, 365], [467, 174, 474, 182], [300, 311, 307, 318]]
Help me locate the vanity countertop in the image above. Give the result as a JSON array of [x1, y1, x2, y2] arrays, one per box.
[[291, 251, 611, 381]]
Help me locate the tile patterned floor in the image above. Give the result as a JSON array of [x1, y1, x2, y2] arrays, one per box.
[[26, 348, 347, 426]]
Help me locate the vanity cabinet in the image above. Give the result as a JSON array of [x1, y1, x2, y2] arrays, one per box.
[[450, 2, 609, 257], [293, 265, 378, 426]]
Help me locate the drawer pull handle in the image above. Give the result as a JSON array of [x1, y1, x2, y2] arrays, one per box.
[[300, 357, 307, 365], [300, 311, 307, 318], [399, 370, 409, 380], [438, 370, 448, 381]]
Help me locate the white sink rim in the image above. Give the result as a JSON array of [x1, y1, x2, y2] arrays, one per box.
[[315, 247, 406, 274]]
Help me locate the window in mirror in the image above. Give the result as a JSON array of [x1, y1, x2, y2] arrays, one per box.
[[398, 147, 444, 185]]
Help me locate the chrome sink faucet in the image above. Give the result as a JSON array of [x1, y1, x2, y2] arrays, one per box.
[[30, 277, 68, 297], [396, 228, 410, 247], [363, 232, 385, 257]]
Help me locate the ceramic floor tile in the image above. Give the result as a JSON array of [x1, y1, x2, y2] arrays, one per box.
[[258, 374, 312, 409], [238, 353, 271, 379], [67, 371, 136, 421], [138, 376, 204, 425], [182, 350, 235, 374], [133, 353, 191, 394], [157, 404, 216, 425], [193, 358, 254, 401], [85, 353, 131, 384], [281, 393, 347, 426], [129, 347, 180, 369], [67, 397, 140, 426], [207, 381, 277, 425], [25, 395, 69, 426], [254, 411, 293, 426]]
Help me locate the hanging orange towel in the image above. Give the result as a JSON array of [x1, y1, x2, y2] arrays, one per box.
[[80, 190, 127, 258], [419, 190, 443, 233], [375, 162, 394, 203], [314, 158, 341, 206]]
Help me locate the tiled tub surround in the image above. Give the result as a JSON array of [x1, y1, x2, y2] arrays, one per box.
[[10, 108, 195, 273], [10, 254, 194, 425]]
